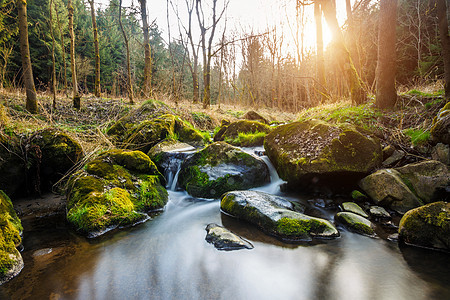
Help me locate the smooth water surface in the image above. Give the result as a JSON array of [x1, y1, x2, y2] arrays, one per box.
[[0, 152, 449, 299]]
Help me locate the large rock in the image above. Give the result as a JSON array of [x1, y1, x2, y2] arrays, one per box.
[[264, 119, 382, 189], [121, 114, 206, 153], [431, 102, 450, 145], [335, 212, 375, 236], [178, 142, 269, 198], [241, 110, 269, 124], [27, 128, 83, 193], [66, 149, 168, 237], [0, 133, 25, 196], [399, 202, 450, 251], [0, 191, 24, 285], [221, 190, 339, 242], [214, 120, 272, 147], [359, 160, 449, 214], [205, 223, 253, 251]]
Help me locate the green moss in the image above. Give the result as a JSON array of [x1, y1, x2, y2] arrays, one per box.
[[276, 218, 310, 236], [403, 128, 430, 146], [226, 131, 267, 147], [351, 190, 368, 201], [406, 89, 444, 97], [136, 175, 168, 211]]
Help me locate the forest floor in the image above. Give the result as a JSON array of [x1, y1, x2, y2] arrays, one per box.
[[0, 87, 446, 162]]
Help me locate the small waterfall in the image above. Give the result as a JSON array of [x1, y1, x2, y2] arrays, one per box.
[[160, 148, 195, 191]]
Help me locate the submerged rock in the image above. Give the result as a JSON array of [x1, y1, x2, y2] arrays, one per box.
[[221, 190, 338, 242], [335, 212, 375, 236], [341, 202, 368, 218], [359, 160, 449, 214], [369, 206, 391, 219], [0, 190, 24, 285], [178, 142, 269, 198], [205, 223, 253, 251], [264, 119, 382, 190], [66, 149, 168, 237], [213, 120, 272, 147], [399, 202, 450, 251]]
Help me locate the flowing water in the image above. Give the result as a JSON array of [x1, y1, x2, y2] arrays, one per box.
[[0, 149, 449, 300]]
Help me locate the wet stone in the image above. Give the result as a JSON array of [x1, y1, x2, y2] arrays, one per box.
[[369, 206, 391, 219], [342, 202, 369, 218], [205, 223, 253, 251]]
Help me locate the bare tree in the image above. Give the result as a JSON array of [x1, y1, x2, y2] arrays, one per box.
[[433, 0, 450, 98], [195, 0, 228, 108], [376, 0, 398, 108], [89, 0, 101, 97], [16, 0, 38, 113], [68, 0, 80, 108], [118, 0, 134, 104], [139, 0, 152, 98], [54, 2, 68, 95], [314, 1, 327, 103]]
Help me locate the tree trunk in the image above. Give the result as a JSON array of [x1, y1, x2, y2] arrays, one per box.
[[435, 0, 450, 98], [321, 0, 365, 105], [375, 0, 398, 109], [119, 0, 133, 104], [192, 63, 199, 103], [54, 2, 68, 96], [345, 0, 361, 75], [139, 0, 152, 98], [89, 0, 101, 97], [68, 0, 80, 108], [50, 0, 57, 108], [314, 1, 327, 103], [16, 0, 38, 113]]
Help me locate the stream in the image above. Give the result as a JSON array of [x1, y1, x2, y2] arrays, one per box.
[[0, 148, 449, 299]]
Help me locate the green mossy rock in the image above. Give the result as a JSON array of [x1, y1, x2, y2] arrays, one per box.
[[107, 100, 173, 137], [342, 202, 368, 218], [213, 120, 272, 147], [67, 149, 168, 237], [241, 111, 269, 124], [0, 133, 25, 196], [120, 114, 206, 153], [335, 212, 375, 236], [264, 119, 382, 189], [27, 128, 83, 192], [221, 190, 339, 242], [431, 102, 450, 145], [0, 191, 24, 284], [178, 142, 269, 198], [359, 160, 449, 214], [399, 201, 450, 251]]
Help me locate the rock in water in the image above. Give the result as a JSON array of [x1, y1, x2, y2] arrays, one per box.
[[341, 202, 369, 218], [66, 149, 168, 237], [178, 142, 269, 198], [369, 206, 391, 220], [0, 190, 24, 285], [359, 160, 449, 214], [205, 223, 253, 251], [264, 119, 382, 190], [399, 202, 450, 251], [221, 190, 339, 242], [335, 212, 375, 236]]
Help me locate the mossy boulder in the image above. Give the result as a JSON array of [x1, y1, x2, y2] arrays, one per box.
[[205, 223, 253, 251], [213, 120, 272, 147], [27, 128, 83, 192], [107, 100, 173, 138], [66, 149, 168, 237], [359, 160, 449, 214], [241, 111, 269, 124], [430, 102, 450, 145], [335, 212, 375, 236], [342, 202, 368, 218], [0, 191, 24, 285], [221, 191, 338, 242], [119, 114, 206, 153], [264, 119, 382, 190], [399, 201, 450, 251], [178, 142, 269, 198], [0, 133, 25, 196]]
